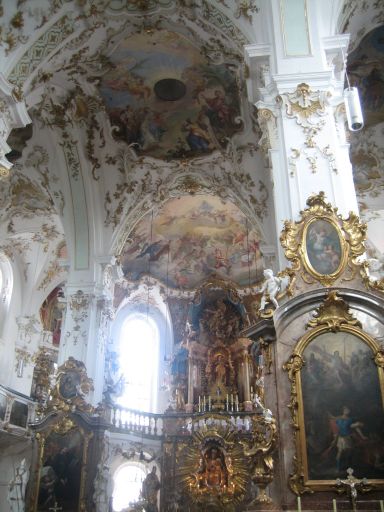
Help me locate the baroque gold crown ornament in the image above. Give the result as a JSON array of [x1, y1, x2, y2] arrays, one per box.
[[280, 192, 367, 287], [306, 291, 362, 331]]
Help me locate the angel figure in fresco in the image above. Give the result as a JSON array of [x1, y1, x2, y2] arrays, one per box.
[[201, 89, 233, 128], [214, 248, 231, 273], [182, 118, 211, 152]]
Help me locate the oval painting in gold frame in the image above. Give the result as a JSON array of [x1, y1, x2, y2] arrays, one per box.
[[302, 218, 347, 279]]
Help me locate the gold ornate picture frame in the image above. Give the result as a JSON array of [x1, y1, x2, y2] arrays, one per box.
[[48, 357, 94, 414], [280, 192, 366, 286], [284, 293, 384, 494], [31, 415, 93, 511]]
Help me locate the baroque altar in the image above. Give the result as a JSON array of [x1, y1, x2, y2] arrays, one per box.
[[161, 277, 278, 511]]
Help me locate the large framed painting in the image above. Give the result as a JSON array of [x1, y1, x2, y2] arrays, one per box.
[[284, 292, 384, 493], [32, 416, 92, 511]]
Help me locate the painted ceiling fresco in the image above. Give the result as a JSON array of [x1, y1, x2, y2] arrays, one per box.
[[99, 30, 242, 160], [348, 25, 384, 127], [120, 195, 264, 290]]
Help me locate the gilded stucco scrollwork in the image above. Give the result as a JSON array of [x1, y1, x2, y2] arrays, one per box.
[[234, 0, 260, 23], [306, 291, 362, 331], [240, 415, 278, 505], [277, 84, 340, 176], [14, 347, 32, 377], [47, 356, 94, 414], [257, 107, 278, 155], [277, 83, 329, 128], [280, 191, 367, 287], [63, 290, 93, 347]]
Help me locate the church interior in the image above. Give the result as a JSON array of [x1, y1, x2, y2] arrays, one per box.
[[0, 1, 384, 511]]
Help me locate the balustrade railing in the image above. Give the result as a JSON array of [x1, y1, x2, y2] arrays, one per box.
[[0, 384, 37, 431], [109, 404, 265, 438]]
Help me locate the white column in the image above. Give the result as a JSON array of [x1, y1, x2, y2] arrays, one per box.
[[245, 1, 358, 265], [58, 261, 117, 405]]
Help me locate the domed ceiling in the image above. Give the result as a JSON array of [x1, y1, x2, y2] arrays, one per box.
[[99, 29, 242, 160], [120, 195, 264, 290]]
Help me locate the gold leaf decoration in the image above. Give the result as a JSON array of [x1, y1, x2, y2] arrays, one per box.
[[280, 191, 367, 287], [306, 291, 362, 331]]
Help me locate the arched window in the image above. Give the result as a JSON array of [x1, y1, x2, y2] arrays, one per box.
[[112, 463, 146, 512], [117, 313, 159, 412]]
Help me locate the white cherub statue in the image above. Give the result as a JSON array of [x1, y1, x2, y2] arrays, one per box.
[[259, 269, 281, 310]]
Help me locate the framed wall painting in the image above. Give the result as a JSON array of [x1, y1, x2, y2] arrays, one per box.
[[32, 415, 92, 511], [280, 192, 366, 287], [302, 218, 346, 278], [284, 294, 384, 493]]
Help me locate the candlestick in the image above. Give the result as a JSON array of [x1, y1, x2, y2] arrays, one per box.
[[297, 496, 301, 512], [332, 499, 337, 512]]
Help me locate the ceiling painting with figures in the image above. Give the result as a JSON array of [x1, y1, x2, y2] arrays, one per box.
[[99, 30, 242, 160], [120, 195, 264, 290]]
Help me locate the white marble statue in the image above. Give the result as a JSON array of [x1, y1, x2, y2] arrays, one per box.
[[7, 458, 29, 512], [259, 269, 281, 310], [367, 257, 384, 281]]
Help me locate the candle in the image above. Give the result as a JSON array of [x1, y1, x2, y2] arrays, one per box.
[[332, 499, 337, 512], [380, 501, 384, 512], [198, 395, 201, 412], [297, 496, 301, 512], [208, 395, 211, 411], [203, 395, 206, 411]]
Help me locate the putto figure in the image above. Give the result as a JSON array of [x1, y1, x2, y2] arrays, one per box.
[[258, 269, 281, 311]]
